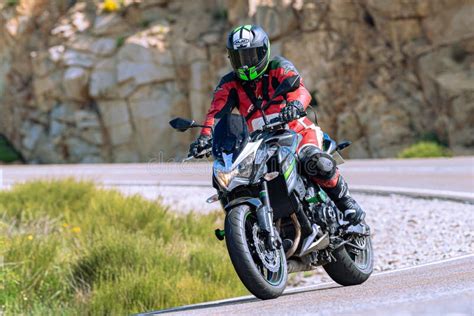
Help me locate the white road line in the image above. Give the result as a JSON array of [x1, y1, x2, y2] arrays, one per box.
[[373, 253, 474, 276], [102, 183, 474, 203], [143, 254, 474, 315], [350, 185, 474, 203], [281, 254, 474, 295]]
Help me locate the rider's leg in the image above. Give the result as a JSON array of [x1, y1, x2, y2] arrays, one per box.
[[301, 147, 365, 225], [292, 119, 365, 225]]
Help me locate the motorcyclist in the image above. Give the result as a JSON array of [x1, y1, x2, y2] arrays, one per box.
[[189, 25, 365, 225]]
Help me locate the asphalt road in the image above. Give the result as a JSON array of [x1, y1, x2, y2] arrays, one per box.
[[144, 255, 474, 316], [1, 157, 473, 193], [1, 157, 473, 315]]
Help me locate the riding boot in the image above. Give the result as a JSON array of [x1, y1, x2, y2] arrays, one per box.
[[318, 172, 366, 225]]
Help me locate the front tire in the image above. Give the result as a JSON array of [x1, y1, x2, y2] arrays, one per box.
[[323, 234, 374, 286], [225, 205, 288, 299]]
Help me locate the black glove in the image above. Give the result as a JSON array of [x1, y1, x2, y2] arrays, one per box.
[[280, 100, 305, 123], [189, 135, 212, 158]]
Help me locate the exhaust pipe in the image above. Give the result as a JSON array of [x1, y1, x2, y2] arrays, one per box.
[[287, 259, 314, 273], [285, 213, 301, 259]]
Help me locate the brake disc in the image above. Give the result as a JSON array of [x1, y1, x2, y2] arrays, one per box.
[[252, 225, 281, 272]]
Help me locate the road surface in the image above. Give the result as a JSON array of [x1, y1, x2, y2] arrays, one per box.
[[1, 157, 473, 193], [143, 255, 474, 316], [1, 157, 473, 315]]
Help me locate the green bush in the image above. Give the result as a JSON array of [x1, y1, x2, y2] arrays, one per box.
[[6, 0, 19, 7], [0, 180, 246, 314], [0, 136, 21, 163], [212, 8, 228, 21], [398, 141, 452, 158], [116, 35, 126, 48]]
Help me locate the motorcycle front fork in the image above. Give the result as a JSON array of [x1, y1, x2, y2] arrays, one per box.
[[257, 181, 280, 250]]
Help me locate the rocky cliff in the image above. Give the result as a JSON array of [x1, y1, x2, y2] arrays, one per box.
[[0, 0, 472, 163]]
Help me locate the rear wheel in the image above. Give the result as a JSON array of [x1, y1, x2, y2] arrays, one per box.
[[323, 233, 373, 286], [225, 205, 288, 299]]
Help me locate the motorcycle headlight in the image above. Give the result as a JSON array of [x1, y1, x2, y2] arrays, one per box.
[[214, 153, 255, 189], [215, 168, 239, 189], [237, 154, 254, 178]]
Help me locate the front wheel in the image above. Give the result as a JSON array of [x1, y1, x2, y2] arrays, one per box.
[[225, 205, 288, 299], [323, 233, 374, 286]]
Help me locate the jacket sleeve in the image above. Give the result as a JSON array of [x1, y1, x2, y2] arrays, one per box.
[[272, 58, 311, 109], [200, 74, 238, 136]]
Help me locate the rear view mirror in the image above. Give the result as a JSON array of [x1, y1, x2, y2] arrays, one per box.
[[272, 75, 301, 99], [337, 141, 352, 152], [169, 117, 196, 132]]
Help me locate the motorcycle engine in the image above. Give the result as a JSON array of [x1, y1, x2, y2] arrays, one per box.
[[307, 198, 342, 235]]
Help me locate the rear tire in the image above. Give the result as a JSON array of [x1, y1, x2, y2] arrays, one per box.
[[323, 235, 373, 286], [225, 205, 288, 299]]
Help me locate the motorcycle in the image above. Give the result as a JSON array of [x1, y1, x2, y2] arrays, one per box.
[[169, 76, 373, 299]]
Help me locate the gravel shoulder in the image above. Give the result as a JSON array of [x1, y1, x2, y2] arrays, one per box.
[[113, 185, 474, 287], [290, 193, 473, 286]]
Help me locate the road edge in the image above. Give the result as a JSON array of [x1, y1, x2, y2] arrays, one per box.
[[138, 254, 474, 315], [350, 185, 474, 204], [100, 181, 474, 204]]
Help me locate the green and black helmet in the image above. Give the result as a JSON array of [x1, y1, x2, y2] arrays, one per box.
[[226, 25, 270, 81]]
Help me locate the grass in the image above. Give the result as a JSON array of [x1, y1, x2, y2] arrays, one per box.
[[0, 180, 246, 314], [398, 141, 452, 158]]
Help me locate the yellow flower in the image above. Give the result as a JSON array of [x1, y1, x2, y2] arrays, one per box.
[[71, 227, 81, 233], [27, 235, 33, 240], [103, 0, 119, 12], [62, 223, 69, 228]]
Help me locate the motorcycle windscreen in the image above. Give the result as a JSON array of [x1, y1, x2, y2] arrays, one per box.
[[212, 113, 249, 161]]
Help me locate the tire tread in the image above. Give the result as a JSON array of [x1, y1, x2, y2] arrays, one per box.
[[323, 239, 373, 286], [225, 205, 287, 299]]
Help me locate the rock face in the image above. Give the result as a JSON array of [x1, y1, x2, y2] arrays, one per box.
[[0, 0, 472, 163]]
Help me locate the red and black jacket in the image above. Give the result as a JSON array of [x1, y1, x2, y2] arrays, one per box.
[[200, 56, 312, 136]]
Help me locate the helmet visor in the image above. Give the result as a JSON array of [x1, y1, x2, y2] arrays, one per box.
[[228, 46, 267, 70]]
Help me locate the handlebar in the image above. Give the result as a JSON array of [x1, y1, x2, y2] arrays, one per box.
[[184, 111, 307, 160], [183, 147, 212, 162], [261, 111, 307, 131]]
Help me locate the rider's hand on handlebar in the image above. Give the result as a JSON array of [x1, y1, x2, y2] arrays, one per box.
[[280, 100, 306, 123], [188, 135, 212, 158]]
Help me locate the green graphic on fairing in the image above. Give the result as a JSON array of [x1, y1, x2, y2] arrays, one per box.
[[283, 158, 296, 180], [305, 190, 328, 204]]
